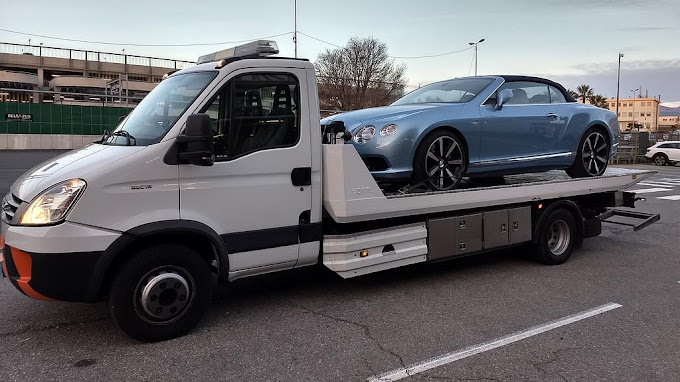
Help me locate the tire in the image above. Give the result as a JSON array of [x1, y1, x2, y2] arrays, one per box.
[[653, 153, 668, 166], [532, 208, 577, 265], [412, 130, 467, 191], [566, 128, 610, 178], [108, 244, 213, 342]]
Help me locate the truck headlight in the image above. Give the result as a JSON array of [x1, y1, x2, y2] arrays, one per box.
[[20, 179, 86, 226], [354, 125, 375, 144]]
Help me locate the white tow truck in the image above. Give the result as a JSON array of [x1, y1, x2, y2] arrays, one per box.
[[0, 41, 659, 341]]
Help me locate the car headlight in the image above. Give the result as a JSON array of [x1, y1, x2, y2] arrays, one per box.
[[20, 179, 86, 226], [354, 125, 375, 144], [380, 124, 398, 137]]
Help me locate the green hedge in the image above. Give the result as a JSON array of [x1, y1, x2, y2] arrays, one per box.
[[0, 102, 133, 135]]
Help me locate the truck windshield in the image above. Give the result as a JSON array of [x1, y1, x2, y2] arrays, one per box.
[[100, 71, 217, 146], [391, 78, 494, 105]]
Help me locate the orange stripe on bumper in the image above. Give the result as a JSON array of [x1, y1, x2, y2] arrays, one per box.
[[9, 247, 53, 301]]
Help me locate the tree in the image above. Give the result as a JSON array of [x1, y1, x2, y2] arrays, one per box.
[[589, 94, 609, 109], [315, 37, 407, 111], [576, 84, 594, 103]]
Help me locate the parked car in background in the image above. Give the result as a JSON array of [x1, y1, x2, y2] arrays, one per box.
[[321, 76, 620, 190], [645, 141, 680, 166]]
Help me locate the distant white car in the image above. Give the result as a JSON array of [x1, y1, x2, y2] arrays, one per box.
[[645, 141, 680, 166]]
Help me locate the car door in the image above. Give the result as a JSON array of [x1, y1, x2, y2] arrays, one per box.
[[179, 69, 313, 274], [669, 143, 680, 161], [479, 81, 561, 167]]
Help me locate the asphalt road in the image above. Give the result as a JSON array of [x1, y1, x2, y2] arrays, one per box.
[[1, 151, 679, 381]]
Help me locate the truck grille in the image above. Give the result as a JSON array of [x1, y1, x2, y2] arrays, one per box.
[[1, 193, 22, 223]]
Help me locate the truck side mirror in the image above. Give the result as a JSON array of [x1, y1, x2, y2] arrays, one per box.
[[323, 120, 350, 144], [496, 89, 514, 110], [176, 114, 215, 166]]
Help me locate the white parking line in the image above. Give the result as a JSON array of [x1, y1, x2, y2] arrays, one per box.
[[367, 303, 622, 382], [638, 182, 679, 187], [628, 188, 672, 194], [657, 195, 680, 201], [638, 181, 680, 187]]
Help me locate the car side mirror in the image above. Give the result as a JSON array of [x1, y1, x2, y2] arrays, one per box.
[[176, 114, 215, 166], [496, 89, 514, 110]]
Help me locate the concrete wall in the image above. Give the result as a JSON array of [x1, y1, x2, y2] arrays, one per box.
[[0, 134, 94, 150]]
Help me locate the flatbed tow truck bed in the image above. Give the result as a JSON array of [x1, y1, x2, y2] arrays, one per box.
[[321, 144, 657, 278], [323, 144, 654, 223]]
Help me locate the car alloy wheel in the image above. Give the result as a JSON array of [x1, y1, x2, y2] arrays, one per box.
[[654, 154, 667, 166], [424, 135, 464, 190], [581, 131, 608, 176]]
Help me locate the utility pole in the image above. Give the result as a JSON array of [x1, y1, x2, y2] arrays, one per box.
[[468, 39, 485, 76], [294, 0, 298, 58], [616, 53, 623, 128], [632, 87, 639, 163]]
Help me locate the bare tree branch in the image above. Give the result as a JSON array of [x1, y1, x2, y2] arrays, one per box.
[[316, 36, 407, 111]]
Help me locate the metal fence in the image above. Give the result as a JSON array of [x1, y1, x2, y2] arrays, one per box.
[[0, 42, 195, 70], [0, 101, 132, 136], [1, 88, 138, 136]]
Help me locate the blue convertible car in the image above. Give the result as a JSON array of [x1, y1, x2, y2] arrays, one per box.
[[321, 76, 619, 190]]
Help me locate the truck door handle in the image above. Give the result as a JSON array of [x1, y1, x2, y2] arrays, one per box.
[[546, 113, 559, 119], [291, 167, 312, 186]]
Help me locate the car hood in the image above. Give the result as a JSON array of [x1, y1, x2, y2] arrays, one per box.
[[10, 144, 146, 202], [323, 103, 459, 127]]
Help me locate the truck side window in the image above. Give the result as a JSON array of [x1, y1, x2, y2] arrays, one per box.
[[202, 73, 300, 160]]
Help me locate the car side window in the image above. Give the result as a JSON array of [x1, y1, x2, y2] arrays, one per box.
[[200, 73, 300, 161], [498, 81, 551, 105], [658, 143, 673, 149], [549, 86, 567, 103]]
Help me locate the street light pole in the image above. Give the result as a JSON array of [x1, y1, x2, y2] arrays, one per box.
[[293, 0, 298, 58], [468, 39, 485, 76], [631, 88, 639, 130], [616, 53, 623, 127], [631, 87, 639, 163]]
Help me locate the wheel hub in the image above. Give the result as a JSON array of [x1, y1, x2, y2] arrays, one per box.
[[140, 272, 190, 321], [547, 220, 570, 256]]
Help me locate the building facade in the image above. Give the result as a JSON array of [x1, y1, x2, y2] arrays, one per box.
[[658, 116, 680, 131], [606, 97, 660, 132], [0, 42, 193, 106]]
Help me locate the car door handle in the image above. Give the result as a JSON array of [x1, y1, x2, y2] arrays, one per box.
[[546, 113, 559, 119]]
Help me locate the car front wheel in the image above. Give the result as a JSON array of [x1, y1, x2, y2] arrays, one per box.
[[566, 128, 609, 178], [412, 130, 467, 191]]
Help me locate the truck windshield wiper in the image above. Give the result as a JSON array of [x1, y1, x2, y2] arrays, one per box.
[[112, 130, 137, 146]]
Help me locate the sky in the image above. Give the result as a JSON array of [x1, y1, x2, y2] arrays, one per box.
[[2, 0, 679, 106]]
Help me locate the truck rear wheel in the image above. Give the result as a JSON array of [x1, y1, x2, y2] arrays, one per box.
[[108, 244, 213, 342], [533, 208, 576, 265]]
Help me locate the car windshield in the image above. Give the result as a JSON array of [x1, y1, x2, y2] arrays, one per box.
[[391, 78, 495, 106], [100, 71, 217, 146]]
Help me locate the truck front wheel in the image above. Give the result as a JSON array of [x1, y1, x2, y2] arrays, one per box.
[[108, 244, 213, 342], [533, 208, 576, 265]]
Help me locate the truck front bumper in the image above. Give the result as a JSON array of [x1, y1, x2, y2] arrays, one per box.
[[0, 220, 120, 302]]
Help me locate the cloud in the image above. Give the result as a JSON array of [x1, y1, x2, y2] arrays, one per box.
[[546, 59, 680, 103]]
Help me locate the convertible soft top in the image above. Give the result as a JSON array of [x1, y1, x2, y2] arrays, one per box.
[[499, 75, 577, 102]]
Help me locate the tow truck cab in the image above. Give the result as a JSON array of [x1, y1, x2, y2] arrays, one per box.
[[0, 41, 658, 342]]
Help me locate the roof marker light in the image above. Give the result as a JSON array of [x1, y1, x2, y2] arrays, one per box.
[[197, 40, 279, 65]]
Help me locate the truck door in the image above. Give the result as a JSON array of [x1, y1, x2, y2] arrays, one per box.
[[179, 69, 315, 273]]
